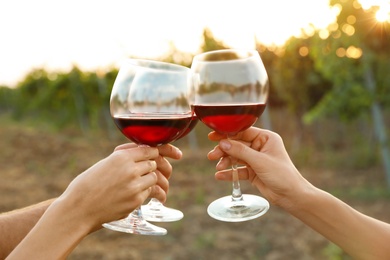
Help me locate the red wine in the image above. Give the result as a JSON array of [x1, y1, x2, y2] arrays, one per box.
[[193, 103, 266, 135], [113, 114, 193, 147], [175, 115, 199, 139]]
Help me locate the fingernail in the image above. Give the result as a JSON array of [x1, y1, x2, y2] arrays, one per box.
[[219, 140, 231, 150], [176, 147, 183, 157]]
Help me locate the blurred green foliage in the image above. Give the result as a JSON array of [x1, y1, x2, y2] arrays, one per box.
[[0, 1, 389, 180], [1, 0, 388, 131]]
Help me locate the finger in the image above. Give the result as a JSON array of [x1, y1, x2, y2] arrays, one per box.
[[154, 170, 169, 193], [208, 131, 226, 141], [155, 155, 172, 179], [133, 160, 157, 176], [208, 141, 251, 161], [209, 143, 250, 170], [215, 167, 250, 181], [114, 143, 137, 151], [135, 171, 158, 191], [126, 175, 156, 209], [149, 185, 167, 203], [209, 129, 256, 144], [236, 127, 272, 147], [210, 127, 269, 146], [216, 156, 230, 170], [215, 155, 249, 171], [218, 139, 264, 168], [207, 145, 225, 161], [157, 144, 182, 160], [119, 146, 159, 162]]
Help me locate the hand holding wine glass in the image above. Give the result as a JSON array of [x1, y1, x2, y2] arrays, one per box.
[[191, 49, 270, 222], [104, 59, 193, 235]]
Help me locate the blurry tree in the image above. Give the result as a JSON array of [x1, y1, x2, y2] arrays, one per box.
[[6, 67, 114, 134], [254, 43, 283, 131], [160, 42, 193, 68], [308, 0, 390, 186], [0, 86, 16, 112], [95, 69, 118, 138], [256, 43, 284, 108], [12, 69, 53, 120], [266, 37, 332, 142], [200, 28, 228, 53]]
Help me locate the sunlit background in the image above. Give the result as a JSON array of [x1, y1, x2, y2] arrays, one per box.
[[2, 0, 389, 87], [1, 0, 390, 259], [0, 0, 339, 87]]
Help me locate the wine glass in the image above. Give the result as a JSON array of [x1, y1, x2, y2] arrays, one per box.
[[141, 113, 198, 222], [103, 58, 193, 235], [191, 49, 270, 222]]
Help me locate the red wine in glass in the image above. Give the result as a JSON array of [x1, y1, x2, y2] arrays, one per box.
[[113, 114, 193, 147], [174, 115, 199, 140], [193, 103, 266, 135]]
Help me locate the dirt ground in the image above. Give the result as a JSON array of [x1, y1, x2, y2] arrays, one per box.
[[1, 121, 389, 260]]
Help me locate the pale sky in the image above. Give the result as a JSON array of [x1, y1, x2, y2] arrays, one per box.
[[0, 0, 336, 87]]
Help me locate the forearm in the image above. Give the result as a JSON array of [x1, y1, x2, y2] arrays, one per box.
[[287, 187, 390, 260], [6, 196, 92, 260], [0, 199, 55, 259]]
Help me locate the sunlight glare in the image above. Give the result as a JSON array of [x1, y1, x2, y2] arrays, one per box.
[[376, 7, 390, 21], [359, 0, 388, 9], [359, 0, 390, 22]]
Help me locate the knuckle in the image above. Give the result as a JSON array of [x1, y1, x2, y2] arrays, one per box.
[[141, 146, 151, 158], [133, 193, 146, 206], [149, 161, 157, 172]]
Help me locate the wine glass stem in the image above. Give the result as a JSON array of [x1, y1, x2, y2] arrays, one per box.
[[132, 206, 142, 217], [148, 198, 163, 208], [231, 156, 243, 201]]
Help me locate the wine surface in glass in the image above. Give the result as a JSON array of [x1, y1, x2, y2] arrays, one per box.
[[193, 103, 266, 135], [113, 114, 192, 147]]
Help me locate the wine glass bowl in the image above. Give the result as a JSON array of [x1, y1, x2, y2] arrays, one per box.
[[191, 49, 270, 222], [103, 59, 193, 234]]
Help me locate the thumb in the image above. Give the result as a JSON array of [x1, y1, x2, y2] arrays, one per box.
[[219, 139, 262, 167]]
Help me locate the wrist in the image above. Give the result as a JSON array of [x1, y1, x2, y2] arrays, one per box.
[[48, 195, 94, 237], [277, 178, 320, 215], [281, 182, 335, 227]]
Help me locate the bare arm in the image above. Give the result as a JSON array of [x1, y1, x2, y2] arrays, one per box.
[[208, 127, 390, 259], [288, 187, 390, 260], [0, 199, 54, 259], [5, 196, 98, 260]]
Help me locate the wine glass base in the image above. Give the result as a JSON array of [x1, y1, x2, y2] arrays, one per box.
[[207, 194, 269, 222], [141, 204, 184, 222], [103, 217, 167, 235]]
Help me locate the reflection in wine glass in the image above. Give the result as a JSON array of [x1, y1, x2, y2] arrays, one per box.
[[191, 49, 270, 222], [103, 59, 193, 235]]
